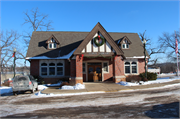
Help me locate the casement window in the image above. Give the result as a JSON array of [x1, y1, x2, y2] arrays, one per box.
[[131, 62, 137, 73], [41, 63, 47, 76], [49, 63, 55, 76], [103, 62, 109, 73], [125, 61, 137, 74], [125, 62, 130, 74], [83, 63, 86, 73], [40, 60, 64, 77]]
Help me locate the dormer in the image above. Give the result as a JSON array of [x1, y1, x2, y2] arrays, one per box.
[[46, 35, 60, 49], [118, 36, 132, 49]]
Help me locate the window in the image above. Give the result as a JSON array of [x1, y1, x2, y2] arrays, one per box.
[[122, 44, 129, 49], [125, 61, 138, 74], [49, 63, 55, 75], [83, 63, 86, 73], [48, 38, 57, 49], [132, 62, 137, 73], [125, 62, 130, 74], [40, 60, 64, 77], [103, 62, 108, 72], [49, 43, 56, 49], [57, 62, 63, 75], [41, 63, 47, 76]]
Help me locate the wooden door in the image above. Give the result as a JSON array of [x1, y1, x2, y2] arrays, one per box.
[[88, 64, 102, 82]]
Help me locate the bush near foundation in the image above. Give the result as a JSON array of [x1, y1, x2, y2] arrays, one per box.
[[126, 75, 142, 83], [139, 72, 157, 81]]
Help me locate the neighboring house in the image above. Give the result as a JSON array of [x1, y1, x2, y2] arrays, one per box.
[[26, 22, 149, 85], [148, 67, 161, 74]]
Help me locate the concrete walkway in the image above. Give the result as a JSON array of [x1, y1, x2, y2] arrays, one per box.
[[41, 80, 180, 94]]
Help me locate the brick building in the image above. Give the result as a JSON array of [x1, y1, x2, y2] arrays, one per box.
[[26, 22, 149, 85]]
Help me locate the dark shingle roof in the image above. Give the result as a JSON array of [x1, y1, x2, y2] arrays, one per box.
[[26, 31, 147, 58]]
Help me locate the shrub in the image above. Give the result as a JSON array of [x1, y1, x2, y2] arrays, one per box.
[[139, 72, 157, 81], [126, 75, 142, 83], [32, 75, 44, 84]]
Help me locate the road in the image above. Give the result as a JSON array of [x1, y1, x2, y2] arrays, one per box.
[[0, 85, 180, 118]]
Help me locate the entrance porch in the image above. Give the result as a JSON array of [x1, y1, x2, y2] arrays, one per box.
[[69, 55, 126, 85]]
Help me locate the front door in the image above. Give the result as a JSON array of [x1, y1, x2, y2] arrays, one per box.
[[88, 63, 102, 82]]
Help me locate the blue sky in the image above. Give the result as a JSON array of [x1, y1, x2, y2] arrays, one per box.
[[1, 0, 179, 66]]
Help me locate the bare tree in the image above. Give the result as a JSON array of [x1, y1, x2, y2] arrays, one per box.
[[139, 30, 164, 65], [159, 31, 179, 62], [23, 7, 53, 46], [0, 30, 21, 86]]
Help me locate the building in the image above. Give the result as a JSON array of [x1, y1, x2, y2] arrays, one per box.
[[26, 22, 149, 85]]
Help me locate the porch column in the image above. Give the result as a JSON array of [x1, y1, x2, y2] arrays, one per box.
[[114, 56, 125, 83], [69, 55, 83, 85]]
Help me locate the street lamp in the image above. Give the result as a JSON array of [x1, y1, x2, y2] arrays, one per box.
[[143, 39, 147, 79], [13, 48, 16, 78]]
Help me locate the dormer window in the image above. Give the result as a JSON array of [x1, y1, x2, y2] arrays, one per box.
[[49, 38, 57, 49], [119, 36, 132, 49], [122, 43, 129, 49], [46, 35, 60, 50]]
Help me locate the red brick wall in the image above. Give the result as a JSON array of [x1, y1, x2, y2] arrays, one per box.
[[103, 60, 113, 81], [114, 56, 124, 76], [30, 60, 39, 76], [138, 59, 145, 74], [76, 55, 83, 77]]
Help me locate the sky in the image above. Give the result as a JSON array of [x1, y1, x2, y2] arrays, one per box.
[[0, 0, 180, 66]]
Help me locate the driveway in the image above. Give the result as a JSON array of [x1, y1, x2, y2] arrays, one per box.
[[0, 84, 180, 118]]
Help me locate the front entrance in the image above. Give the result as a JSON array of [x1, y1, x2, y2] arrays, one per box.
[[88, 63, 102, 82]]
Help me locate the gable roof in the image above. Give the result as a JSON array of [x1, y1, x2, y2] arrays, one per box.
[[73, 22, 124, 57], [46, 34, 60, 44], [26, 24, 149, 59], [119, 36, 132, 44]]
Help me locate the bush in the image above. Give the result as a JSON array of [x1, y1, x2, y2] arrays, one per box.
[[32, 75, 44, 84], [139, 72, 157, 81], [126, 75, 142, 83]]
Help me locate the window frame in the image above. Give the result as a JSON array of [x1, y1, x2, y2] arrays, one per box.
[[40, 60, 64, 77], [124, 60, 138, 75], [103, 62, 109, 73]]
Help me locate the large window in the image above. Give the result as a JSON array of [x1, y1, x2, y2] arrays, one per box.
[[125, 62, 130, 74], [40, 60, 64, 77], [125, 61, 137, 74]]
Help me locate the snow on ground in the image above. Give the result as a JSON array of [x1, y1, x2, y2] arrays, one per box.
[[0, 75, 180, 96], [117, 76, 180, 86], [61, 83, 85, 90], [0, 86, 12, 95]]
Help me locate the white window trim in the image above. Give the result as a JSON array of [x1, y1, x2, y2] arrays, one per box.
[[122, 43, 129, 49], [49, 43, 57, 49], [102, 62, 109, 73], [124, 60, 138, 75], [40, 60, 65, 77]]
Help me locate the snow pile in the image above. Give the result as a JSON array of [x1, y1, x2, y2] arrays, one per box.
[[38, 85, 48, 90], [61, 83, 85, 90], [118, 77, 180, 86], [0, 87, 12, 95]]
